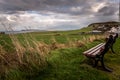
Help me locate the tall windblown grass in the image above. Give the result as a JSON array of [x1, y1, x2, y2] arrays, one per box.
[[0, 33, 106, 79]]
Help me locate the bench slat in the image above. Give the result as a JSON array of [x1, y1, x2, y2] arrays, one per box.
[[86, 49, 100, 57], [91, 46, 104, 57], [86, 43, 105, 55], [83, 43, 104, 54], [83, 43, 105, 57], [86, 44, 104, 55]]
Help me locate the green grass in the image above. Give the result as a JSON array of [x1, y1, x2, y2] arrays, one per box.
[[0, 30, 97, 46], [0, 28, 120, 80], [29, 26, 92, 35], [31, 38, 120, 80], [0, 34, 15, 52]]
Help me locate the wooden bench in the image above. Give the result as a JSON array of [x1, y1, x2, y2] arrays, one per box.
[[83, 43, 112, 72]]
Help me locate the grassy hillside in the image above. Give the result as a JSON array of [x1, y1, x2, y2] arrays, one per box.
[[0, 27, 120, 80], [34, 37, 120, 80]]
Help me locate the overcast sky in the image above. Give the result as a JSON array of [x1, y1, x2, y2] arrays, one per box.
[[0, 0, 119, 31]]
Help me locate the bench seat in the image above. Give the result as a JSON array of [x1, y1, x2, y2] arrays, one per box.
[[83, 43, 105, 58]]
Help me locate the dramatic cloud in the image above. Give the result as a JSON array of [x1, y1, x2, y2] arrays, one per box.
[[0, 0, 119, 31], [0, 12, 79, 31]]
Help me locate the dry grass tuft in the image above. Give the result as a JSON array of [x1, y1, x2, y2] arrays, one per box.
[[0, 45, 6, 55], [75, 40, 85, 47]]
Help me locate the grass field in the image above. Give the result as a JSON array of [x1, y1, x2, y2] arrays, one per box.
[[0, 28, 120, 80], [31, 37, 120, 80]]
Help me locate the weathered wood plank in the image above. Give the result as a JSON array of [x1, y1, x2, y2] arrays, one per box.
[[83, 43, 104, 54], [83, 43, 105, 57]]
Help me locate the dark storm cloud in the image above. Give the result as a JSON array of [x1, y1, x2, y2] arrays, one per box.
[[98, 6, 117, 16], [0, 0, 89, 8], [0, 0, 99, 15], [0, 0, 118, 16], [97, 2, 118, 16]]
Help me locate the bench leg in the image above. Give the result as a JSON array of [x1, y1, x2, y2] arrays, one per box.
[[93, 59, 99, 67], [100, 57, 112, 72], [101, 57, 105, 68], [111, 46, 115, 53]]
